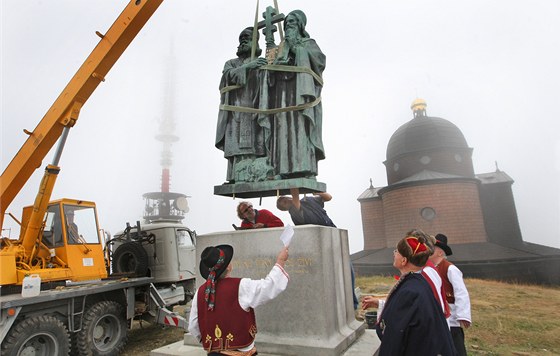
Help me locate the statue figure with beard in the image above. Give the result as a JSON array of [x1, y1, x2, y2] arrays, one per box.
[[258, 9, 326, 180], [216, 27, 272, 183]]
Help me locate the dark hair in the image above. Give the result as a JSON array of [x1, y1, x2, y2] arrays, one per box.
[[397, 229, 432, 267], [276, 196, 291, 211]]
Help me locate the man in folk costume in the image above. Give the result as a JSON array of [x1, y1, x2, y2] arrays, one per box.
[[188, 244, 289, 356], [423, 233, 451, 320], [430, 234, 472, 356]]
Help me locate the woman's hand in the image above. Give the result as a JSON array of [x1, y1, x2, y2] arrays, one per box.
[[361, 295, 379, 310]]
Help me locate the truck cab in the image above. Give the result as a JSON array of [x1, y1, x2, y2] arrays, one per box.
[[0, 199, 107, 288], [109, 221, 197, 304]]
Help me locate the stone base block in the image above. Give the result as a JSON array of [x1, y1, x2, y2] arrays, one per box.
[[189, 226, 364, 356]]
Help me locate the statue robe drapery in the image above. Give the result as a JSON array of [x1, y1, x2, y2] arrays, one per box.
[[215, 57, 266, 182], [259, 37, 326, 179]]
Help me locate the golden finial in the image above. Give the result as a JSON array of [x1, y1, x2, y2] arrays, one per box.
[[411, 98, 427, 117]]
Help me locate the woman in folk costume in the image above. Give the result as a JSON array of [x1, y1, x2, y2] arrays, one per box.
[[362, 230, 451, 320], [374, 233, 457, 356], [188, 244, 289, 356]]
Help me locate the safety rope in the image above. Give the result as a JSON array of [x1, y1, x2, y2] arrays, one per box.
[[220, 96, 321, 115], [220, 64, 323, 95]]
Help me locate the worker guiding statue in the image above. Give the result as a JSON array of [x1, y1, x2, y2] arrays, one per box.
[[214, 3, 327, 198]]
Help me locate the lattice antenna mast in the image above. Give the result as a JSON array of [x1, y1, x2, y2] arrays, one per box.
[[142, 44, 189, 223], [156, 45, 179, 193]]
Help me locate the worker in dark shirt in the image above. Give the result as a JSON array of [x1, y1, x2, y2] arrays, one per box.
[[276, 188, 335, 227], [277, 188, 358, 310]]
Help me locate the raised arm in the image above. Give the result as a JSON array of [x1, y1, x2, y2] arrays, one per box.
[[290, 188, 301, 211], [315, 192, 332, 202], [238, 246, 290, 309]]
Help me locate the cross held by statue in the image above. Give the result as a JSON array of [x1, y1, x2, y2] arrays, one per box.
[[254, 6, 284, 63]]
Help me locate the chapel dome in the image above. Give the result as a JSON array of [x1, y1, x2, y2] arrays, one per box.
[[384, 99, 475, 185], [386, 100, 469, 161]]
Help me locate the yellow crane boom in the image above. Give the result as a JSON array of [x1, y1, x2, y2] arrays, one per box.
[[0, 0, 163, 231]]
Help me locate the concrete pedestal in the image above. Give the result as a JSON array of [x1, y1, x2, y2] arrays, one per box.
[[186, 226, 365, 356]]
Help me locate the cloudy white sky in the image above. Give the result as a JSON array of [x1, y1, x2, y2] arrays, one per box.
[[2, 0, 559, 253]]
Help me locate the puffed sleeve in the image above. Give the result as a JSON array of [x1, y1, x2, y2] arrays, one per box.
[[238, 264, 289, 310]]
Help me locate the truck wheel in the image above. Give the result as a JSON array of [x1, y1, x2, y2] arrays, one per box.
[[76, 301, 127, 356], [111, 242, 149, 277], [1, 315, 70, 356]]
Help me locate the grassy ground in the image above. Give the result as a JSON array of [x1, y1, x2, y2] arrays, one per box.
[[356, 276, 560, 355], [122, 277, 560, 355]]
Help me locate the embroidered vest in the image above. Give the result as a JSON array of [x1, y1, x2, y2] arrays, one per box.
[[197, 278, 257, 352], [436, 258, 456, 304]]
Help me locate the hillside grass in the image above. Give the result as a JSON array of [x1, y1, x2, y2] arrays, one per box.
[[356, 276, 560, 355]]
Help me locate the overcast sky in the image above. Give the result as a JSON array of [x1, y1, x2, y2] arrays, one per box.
[[2, 0, 559, 253]]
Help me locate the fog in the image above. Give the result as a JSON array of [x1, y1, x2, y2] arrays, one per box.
[[2, 0, 559, 253]]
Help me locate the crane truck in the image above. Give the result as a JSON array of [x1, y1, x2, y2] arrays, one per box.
[[0, 1, 197, 355]]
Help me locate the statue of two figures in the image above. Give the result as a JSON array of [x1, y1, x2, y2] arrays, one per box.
[[215, 5, 326, 193]]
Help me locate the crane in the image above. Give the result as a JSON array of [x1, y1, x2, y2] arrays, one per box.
[[0, 0, 163, 286]]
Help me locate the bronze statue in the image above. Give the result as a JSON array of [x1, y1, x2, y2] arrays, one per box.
[[260, 9, 326, 179], [215, 27, 271, 183], [214, 8, 327, 198]]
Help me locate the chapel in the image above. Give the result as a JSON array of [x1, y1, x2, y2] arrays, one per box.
[[351, 99, 560, 284]]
